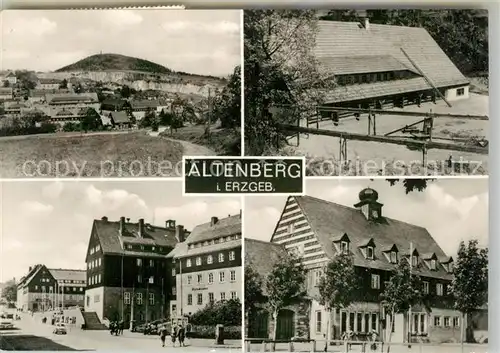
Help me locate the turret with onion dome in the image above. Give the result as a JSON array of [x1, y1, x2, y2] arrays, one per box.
[[354, 188, 383, 221]]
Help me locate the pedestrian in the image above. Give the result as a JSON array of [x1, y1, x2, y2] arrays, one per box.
[[177, 325, 186, 347], [119, 320, 124, 335], [159, 325, 168, 347], [171, 325, 178, 347]]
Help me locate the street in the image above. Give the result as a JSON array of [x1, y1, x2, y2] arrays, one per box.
[[0, 314, 241, 352]]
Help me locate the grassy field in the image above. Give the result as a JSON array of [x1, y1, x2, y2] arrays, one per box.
[[0, 131, 184, 178], [161, 123, 241, 156]]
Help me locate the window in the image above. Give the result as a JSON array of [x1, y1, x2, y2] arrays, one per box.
[[453, 317, 460, 327], [207, 255, 213, 264], [98, 258, 101, 266], [172, 269, 176, 276], [197, 274, 203, 284], [367, 246, 374, 259], [436, 283, 444, 296], [219, 271, 225, 283], [196, 257, 202, 266], [434, 316, 441, 326], [97, 275, 101, 283], [172, 287, 176, 296], [430, 259, 436, 270], [371, 274, 380, 289], [220, 292, 226, 301], [341, 241, 349, 254], [230, 270, 236, 282], [218, 253, 225, 262], [231, 291, 237, 299], [137, 274, 143, 283], [149, 259, 154, 267], [315, 311, 322, 333], [149, 293, 154, 305], [209, 292, 214, 303], [229, 251, 235, 261], [390, 251, 398, 263], [136, 293, 143, 305], [127, 244, 132, 250], [372, 313, 378, 331], [287, 223, 294, 234], [137, 259, 142, 266], [412, 255, 418, 267], [444, 317, 450, 327], [186, 259, 192, 267], [423, 281, 429, 294], [448, 262, 454, 273], [208, 273, 214, 284], [314, 270, 323, 286], [457, 88, 465, 96], [197, 293, 203, 305], [187, 275, 192, 285], [187, 294, 193, 305]]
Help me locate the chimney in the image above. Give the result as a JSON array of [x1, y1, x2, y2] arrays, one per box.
[[211, 216, 219, 226], [364, 17, 370, 30], [357, 10, 369, 30], [119, 216, 126, 236], [166, 219, 176, 229], [29, 266, 32, 272], [138, 218, 145, 238], [101, 216, 108, 222], [175, 225, 185, 243]]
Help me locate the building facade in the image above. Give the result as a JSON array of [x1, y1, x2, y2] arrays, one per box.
[[37, 78, 62, 90], [84, 216, 186, 326], [246, 189, 485, 344], [16, 265, 85, 312], [168, 214, 242, 319]]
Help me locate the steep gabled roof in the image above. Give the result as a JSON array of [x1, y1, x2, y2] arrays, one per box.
[[244, 238, 288, 294], [314, 21, 469, 103], [275, 195, 452, 280], [89, 219, 179, 260], [186, 214, 242, 245], [110, 111, 130, 124], [47, 269, 86, 283]]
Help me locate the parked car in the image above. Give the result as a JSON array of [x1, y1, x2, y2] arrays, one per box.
[[0, 320, 15, 330], [53, 323, 67, 335]]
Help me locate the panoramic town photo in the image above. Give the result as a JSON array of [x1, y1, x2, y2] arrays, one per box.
[[244, 9, 489, 176], [0, 9, 241, 178], [0, 181, 243, 351], [244, 178, 488, 352]]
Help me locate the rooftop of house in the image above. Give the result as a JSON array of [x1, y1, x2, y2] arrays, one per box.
[[273, 192, 453, 280], [47, 269, 86, 283], [38, 78, 62, 84], [110, 111, 130, 123], [88, 217, 184, 261], [46, 92, 99, 104], [0, 88, 13, 94], [130, 99, 160, 109], [101, 98, 127, 107], [314, 20, 469, 103]]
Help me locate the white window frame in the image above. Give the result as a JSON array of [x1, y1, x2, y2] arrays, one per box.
[[315, 310, 322, 333], [197, 293, 203, 305], [423, 281, 429, 294], [207, 255, 213, 264], [220, 292, 226, 301], [186, 259, 192, 267], [187, 275, 192, 285], [196, 257, 202, 266], [149, 293, 154, 305], [390, 251, 397, 263], [136, 293, 143, 305], [367, 246, 374, 259], [371, 274, 380, 289], [208, 273, 214, 284], [231, 291, 237, 300], [187, 294, 192, 305], [209, 292, 214, 303], [219, 271, 225, 283], [218, 253, 225, 262], [341, 241, 349, 254], [197, 274, 203, 284], [436, 283, 444, 296], [230, 270, 236, 282], [229, 251, 235, 261]]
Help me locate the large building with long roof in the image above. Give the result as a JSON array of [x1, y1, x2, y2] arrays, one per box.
[[245, 188, 487, 344], [167, 213, 242, 319], [314, 17, 470, 113]]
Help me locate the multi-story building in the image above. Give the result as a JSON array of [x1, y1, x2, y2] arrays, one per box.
[[37, 78, 62, 90], [245, 189, 487, 344], [43, 93, 100, 118], [0, 87, 13, 101], [84, 216, 187, 326], [16, 264, 86, 312], [5, 72, 17, 85], [167, 214, 242, 319]]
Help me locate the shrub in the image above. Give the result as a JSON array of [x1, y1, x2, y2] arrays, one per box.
[[187, 325, 242, 339], [189, 299, 241, 326]]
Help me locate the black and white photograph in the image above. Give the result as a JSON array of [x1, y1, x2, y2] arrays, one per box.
[[0, 181, 243, 350], [244, 10, 489, 176], [0, 9, 241, 178], [244, 178, 488, 352]]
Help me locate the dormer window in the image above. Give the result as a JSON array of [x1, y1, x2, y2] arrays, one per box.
[[411, 255, 418, 267], [448, 262, 454, 273], [367, 246, 374, 259], [341, 241, 349, 254], [390, 251, 398, 264], [430, 259, 437, 270]]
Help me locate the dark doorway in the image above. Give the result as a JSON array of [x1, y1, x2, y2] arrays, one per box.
[[248, 310, 269, 338], [276, 309, 295, 340]]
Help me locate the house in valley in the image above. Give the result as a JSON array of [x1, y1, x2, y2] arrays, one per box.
[[109, 111, 131, 128], [0, 87, 14, 101]]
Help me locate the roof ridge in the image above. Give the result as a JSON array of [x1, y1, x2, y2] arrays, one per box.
[[245, 237, 279, 246]]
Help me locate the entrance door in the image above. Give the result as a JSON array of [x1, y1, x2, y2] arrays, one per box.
[[276, 309, 295, 340], [249, 310, 269, 338]]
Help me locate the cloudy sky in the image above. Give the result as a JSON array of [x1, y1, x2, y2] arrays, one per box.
[[245, 178, 488, 257], [0, 181, 240, 282], [1, 10, 241, 76]]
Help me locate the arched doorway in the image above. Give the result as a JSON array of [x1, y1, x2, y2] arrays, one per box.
[[276, 309, 295, 340], [248, 310, 269, 338]]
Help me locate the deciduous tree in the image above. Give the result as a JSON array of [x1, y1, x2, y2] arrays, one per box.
[[1, 280, 17, 303], [450, 240, 488, 349], [266, 252, 306, 341], [317, 253, 358, 348]]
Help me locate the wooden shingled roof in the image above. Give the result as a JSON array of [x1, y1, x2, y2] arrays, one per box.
[[283, 195, 453, 280], [315, 21, 469, 103]]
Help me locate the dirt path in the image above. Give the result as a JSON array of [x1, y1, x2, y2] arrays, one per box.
[[148, 127, 215, 156]]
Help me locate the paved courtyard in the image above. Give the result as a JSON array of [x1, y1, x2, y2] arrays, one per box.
[[0, 315, 240, 352]]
